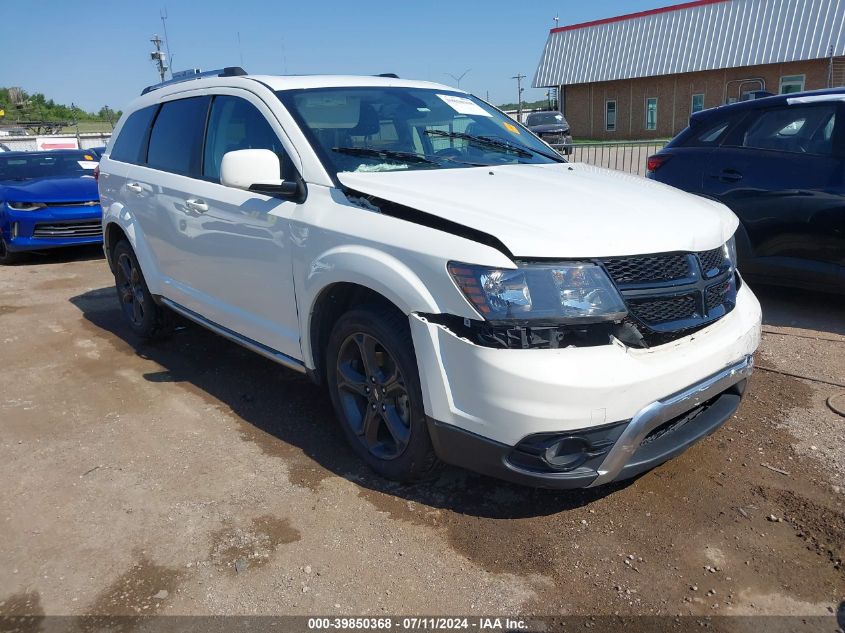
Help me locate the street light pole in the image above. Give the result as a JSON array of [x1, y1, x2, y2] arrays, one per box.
[[512, 73, 526, 121]]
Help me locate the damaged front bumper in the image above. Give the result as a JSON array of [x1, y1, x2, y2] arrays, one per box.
[[410, 283, 762, 488]]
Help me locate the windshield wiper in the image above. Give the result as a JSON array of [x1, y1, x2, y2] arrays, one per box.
[[332, 147, 440, 166], [424, 130, 564, 162]]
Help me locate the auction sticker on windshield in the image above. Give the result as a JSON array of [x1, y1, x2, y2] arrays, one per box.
[[437, 94, 491, 116]]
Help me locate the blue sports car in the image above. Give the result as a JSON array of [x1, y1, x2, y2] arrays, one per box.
[[0, 150, 103, 264]]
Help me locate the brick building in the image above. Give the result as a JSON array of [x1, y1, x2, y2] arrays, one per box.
[[533, 0, 845, 140]]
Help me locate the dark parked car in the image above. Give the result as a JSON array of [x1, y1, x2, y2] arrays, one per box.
[[525, 111, 572, 155], [85, 146, 107, 159], [648, 88, 844, 294], [0, 150, 102, 264]]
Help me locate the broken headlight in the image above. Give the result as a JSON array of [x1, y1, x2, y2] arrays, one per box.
[[448, 261, 628, 323]]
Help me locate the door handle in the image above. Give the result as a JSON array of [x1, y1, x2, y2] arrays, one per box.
[[126, 182, 143, 193], [185, 198, 209, 213], [716, 169, 743, 183]]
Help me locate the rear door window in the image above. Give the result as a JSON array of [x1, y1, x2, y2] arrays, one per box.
[[147, 96, 211, 175], [202, 95, 289, 181], [742, 104, 837, 155], [110, 106, 157, 164]]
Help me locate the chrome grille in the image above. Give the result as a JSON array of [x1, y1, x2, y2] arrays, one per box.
[[44, 200, 100, 208], [33, 220, 102, 238]]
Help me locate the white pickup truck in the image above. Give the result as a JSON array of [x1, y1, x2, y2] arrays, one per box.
[[97, 69, 761, 488]]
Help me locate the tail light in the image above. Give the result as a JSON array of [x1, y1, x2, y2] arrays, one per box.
[[647, 154, 671, 172], [93, 164, 100, 182]]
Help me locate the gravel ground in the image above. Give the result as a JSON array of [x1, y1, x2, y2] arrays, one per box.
[[0, 247, 842, 621]]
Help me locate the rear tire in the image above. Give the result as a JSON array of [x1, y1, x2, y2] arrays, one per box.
[[326, 305, 442, 483], [0, 238, 23, 265], [112, 240, 172, 340]]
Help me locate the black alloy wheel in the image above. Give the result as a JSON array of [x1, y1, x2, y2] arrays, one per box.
[[0, 238, 22, 265], [336, 331, 412, 460], [116, 250, 147, 328], [326, 306, 441, 482], [111, 240, 172, 340]]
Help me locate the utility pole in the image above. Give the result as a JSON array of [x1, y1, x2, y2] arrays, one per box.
[[150, 35, 168, 83], [829, 44, 835, 88], [512, 73, 526, 121], [71, 102, 80, 146]]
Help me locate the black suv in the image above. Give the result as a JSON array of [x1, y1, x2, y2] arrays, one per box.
[[648, 88, 844, 295]]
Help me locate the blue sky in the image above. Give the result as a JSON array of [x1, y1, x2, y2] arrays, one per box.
[[7, 1, 662, 112]]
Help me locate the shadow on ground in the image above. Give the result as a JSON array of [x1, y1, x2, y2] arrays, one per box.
[[751, 283, 845, 337], [8, 244, 104, 266], [70, 286, 627, 520]]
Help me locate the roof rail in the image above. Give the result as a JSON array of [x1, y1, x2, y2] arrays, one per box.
[[141, 67, 248, 95]]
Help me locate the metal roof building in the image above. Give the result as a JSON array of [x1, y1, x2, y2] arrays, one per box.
[[533, 0, 845, 139]]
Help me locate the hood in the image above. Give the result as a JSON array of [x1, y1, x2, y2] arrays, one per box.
[[0, 176, 99, 203], [529, 123, 570, 134], [337, 162, 738, 259]]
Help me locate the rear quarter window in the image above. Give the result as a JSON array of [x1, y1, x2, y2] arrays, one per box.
[[110, 106, 158, 164], [147, 96, 211, 176], [672, 111, 746, 148]]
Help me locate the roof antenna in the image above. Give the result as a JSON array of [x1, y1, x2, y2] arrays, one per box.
[[237, 31, 244, 67], [554, 14, 560, 27], [160, 8, 173, 79]]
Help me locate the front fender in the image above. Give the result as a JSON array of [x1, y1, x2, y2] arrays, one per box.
[[298, 244, 450, 369]]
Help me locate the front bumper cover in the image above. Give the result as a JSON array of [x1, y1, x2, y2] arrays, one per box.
[[428, 355, 753, 489]]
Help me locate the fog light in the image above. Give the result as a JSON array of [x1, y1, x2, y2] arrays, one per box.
[[543, 436, 591, 471]]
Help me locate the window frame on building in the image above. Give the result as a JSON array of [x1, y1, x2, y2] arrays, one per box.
[[779, 75, 806, 95], [645, 97, 658, 131], [605, 99, 617, 132], [691, 93, 705, 114]]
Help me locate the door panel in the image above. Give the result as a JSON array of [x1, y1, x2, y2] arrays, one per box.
[[179, 92, 301, 358], [702, 103, 844, 291], [183, 183, 300, 358]]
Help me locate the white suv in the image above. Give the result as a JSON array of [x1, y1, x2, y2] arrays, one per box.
[[98, 68, 762, 488]]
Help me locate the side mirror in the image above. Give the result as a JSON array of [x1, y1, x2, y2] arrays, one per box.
[[220, 149, 299, 197]]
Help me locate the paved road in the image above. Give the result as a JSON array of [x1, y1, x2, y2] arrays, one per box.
[[0, 247, 842, 620]]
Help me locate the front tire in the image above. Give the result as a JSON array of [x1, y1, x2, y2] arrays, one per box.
[[112, 240, 172, 340], [0, 238, 23, 265], [326, 306, 441, 483]]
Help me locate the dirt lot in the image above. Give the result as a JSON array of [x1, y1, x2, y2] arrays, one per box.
[[0, 247, 843, 622]]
